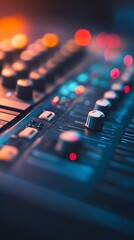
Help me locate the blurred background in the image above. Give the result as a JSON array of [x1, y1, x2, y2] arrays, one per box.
[[0, 0, 134, 37]]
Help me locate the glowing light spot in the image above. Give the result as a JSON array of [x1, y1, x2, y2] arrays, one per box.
[[124, 55, 133, 67], [77, 73, 88, 83], [51, 96, 60, 105], [68, 82, 78, 91], [74, 29, 92, 46], [96, 32, 121, 49], [75, 85, 86, 95], [69, 152, 77, 161], [110, 68, 120, 79], [124, 85, 130, 93], [11, 34, 28, 49], [42, 33, 59, 48]]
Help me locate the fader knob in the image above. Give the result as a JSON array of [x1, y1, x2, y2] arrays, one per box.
[[56, 130, 81, 157], [85, 110, 105, 131], [103, 90, 119, 106], [16, 79, 33, 101], [94, 99, 111, 118]]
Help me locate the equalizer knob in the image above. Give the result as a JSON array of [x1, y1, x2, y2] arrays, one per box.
[[94, 99, 111, 118], [55, 130, 81, 158], [1, 67, 17, 89], [103, 90, 119, 107], [85, 110, 105, 131], [111, 83, 124, 98], [16, 79, 33, 101]]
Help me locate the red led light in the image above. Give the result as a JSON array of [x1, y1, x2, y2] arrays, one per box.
[[69, 152, 77, 161], [74, 29, 92, 46], [51, 96, 59, 105], [110, 68, 120, 79], [124, 55, 133, 67], [124, 85, 130, 93]]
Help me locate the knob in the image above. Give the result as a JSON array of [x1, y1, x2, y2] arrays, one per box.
[[121, 70, 133, 87], [16, 79, 33, 101], [12, 60, 28, 79], [55, 130, 81, 157], [103, 90, 119, 107], [94, 99, 111, 118], [85, 110, 105, 131], [111, 83, 124, 98], [29, 70, 45, 92], [1, 67, 17, 89]]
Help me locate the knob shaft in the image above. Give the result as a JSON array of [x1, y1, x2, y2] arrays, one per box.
[[16, 79, 33, 101], [85, 110, 105, 131]]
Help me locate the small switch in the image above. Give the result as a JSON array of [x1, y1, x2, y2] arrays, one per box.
[[0, 145, 18, 162], [38, 110, 55, 121], [18, 127, 38, 139]]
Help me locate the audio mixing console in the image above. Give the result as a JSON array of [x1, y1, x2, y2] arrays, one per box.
[[0, 29, 134, 240]]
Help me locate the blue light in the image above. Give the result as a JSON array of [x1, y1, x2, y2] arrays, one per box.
[[77, 73, 88, 83], [60, 86, 70, 95], [68, 82, 78, 91]]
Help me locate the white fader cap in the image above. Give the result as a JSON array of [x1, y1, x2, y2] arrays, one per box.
[[85, 110, 105, 131]]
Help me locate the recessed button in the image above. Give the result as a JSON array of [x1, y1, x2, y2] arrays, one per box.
[[38, 110, 55, 121], [0, 145, 18, 162], [18, 127, 38, 139]]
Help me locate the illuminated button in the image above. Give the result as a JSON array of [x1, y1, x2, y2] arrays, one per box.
[[124, 55, 133, 67], [38, 110, 55, 121], [111, 83, 124, 98], [18, 127, 38, 139], [56, 130, 81, 157], [85, 110, 105, 131], [1, 67, 17, 89], [95, 99, 111, 118], [103, 90, 119, 106], [29, 70, 45, 92], [12, 60, 28, 78], [16, 79, 33, 101], [0, 145, 18, 162]]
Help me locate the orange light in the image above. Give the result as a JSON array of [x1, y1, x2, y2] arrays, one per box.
[[51, 96, 60, 104], [74, 29, 92, 46], [0, 15, 28, 40], [42, 33, 59, 48], [69, 152, 77, 161], [11, 34, 28, 49], [124, 55, 133, 67], [75, 85, 86, 95]]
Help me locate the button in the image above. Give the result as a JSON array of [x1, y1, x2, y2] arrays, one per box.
[[94, 99, 111, 118], [103, 90, 119, 107], [85, 110, 105, 131], [18, 127, 38, 139], [0, 145, 18, 162], [16, 79, 33, 101], [55, 130, 81, 157], [38, 110, 55, 121], [1, 67, 17, 89]]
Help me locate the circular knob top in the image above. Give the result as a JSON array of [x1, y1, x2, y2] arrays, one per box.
[[1, 66, 17, 89], [103, 90, 119, 106], [95, 99, 111, 118], [85, 110, 105, 131], [56, 130, 81, 157], [111, 83, 124, 97], [16, 79, 33, 101]]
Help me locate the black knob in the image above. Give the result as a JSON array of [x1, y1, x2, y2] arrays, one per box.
[[0, 50, 6, 72], [103, 90, 119, 107], [1, 67, 17, 89], [55, 130, 81, 157], [16, 79, 33, 101], [85, 110, 105, 131], [29, 70, 45, 92], [12, 60, 28, 79], [94, 99, 111, 118], [111, 83, 124, 98]]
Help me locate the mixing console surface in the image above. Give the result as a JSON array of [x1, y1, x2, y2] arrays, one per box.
[[0, 30, 134, 240]]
